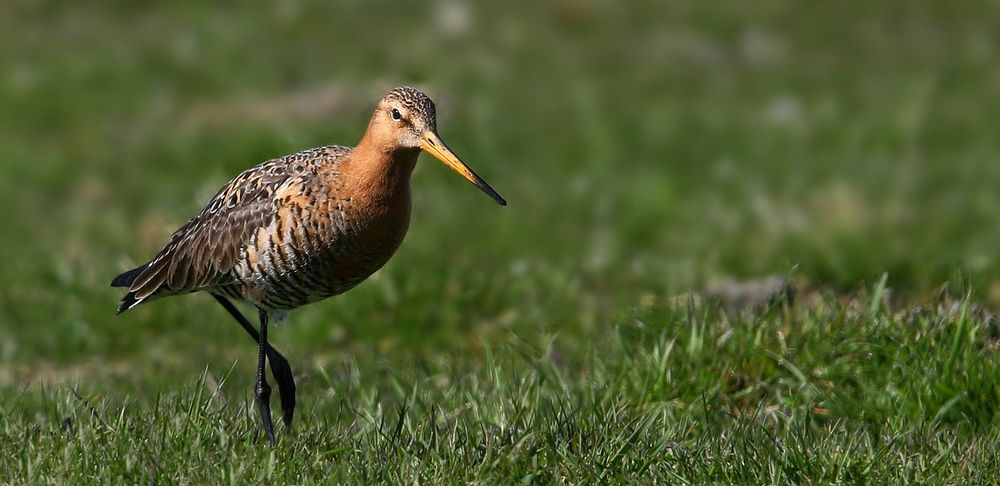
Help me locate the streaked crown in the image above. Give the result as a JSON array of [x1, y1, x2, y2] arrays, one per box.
[[385, 86, 436, 127]]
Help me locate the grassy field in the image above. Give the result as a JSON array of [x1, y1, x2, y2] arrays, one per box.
[[4, 1, 1000, 483]]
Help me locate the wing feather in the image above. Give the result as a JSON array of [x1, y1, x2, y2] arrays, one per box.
[[123, 145, 349, 307]]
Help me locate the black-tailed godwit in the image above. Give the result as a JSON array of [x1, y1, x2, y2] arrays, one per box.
[[112, 86, 505, 445]]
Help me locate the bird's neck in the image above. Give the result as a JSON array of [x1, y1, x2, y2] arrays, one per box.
[[347, 136, 418, 202]]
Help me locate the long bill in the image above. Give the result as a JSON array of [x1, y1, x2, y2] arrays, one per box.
[[421, 131, 507, 206]]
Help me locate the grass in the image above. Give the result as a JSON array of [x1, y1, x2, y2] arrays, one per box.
[[5, 0, 1000, 483], [5, 288, 1000, 482]]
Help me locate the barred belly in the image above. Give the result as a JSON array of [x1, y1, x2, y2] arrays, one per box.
[[227, 213, 405, 312]]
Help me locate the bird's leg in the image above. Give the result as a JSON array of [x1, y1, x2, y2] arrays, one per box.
[[255, 309, 276, 446], [211, 294, 296, 428]]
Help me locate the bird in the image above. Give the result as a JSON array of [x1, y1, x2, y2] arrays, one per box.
[[111, 86, 506, 445]]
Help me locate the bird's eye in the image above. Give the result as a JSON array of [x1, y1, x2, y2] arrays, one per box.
[[390, 108, 402, 121]]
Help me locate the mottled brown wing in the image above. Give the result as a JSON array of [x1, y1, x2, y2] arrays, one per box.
[[124, 146, 349, 307]]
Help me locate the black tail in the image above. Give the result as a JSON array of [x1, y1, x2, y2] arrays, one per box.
[[111, 264, 147, 288], [111, 263, 148, 314]]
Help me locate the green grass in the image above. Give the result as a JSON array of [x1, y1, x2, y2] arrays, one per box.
[[4, 0, 1000, 483], [5, 290, 1000, 482]]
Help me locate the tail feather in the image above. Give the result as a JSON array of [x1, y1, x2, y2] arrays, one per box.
[[111, 264, 147, 288], [112, 263, 149, 314], [116, 292, 141, 314]]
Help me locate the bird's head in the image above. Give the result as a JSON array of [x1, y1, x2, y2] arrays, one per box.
[[371, 86, 506, 206]]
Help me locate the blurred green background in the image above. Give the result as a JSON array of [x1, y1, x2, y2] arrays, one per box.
[[3, 0, 1000, 400]]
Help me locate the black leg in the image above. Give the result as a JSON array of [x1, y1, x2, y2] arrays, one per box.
[[255, 309, 276, 446], [211, 294, 296, 428]]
